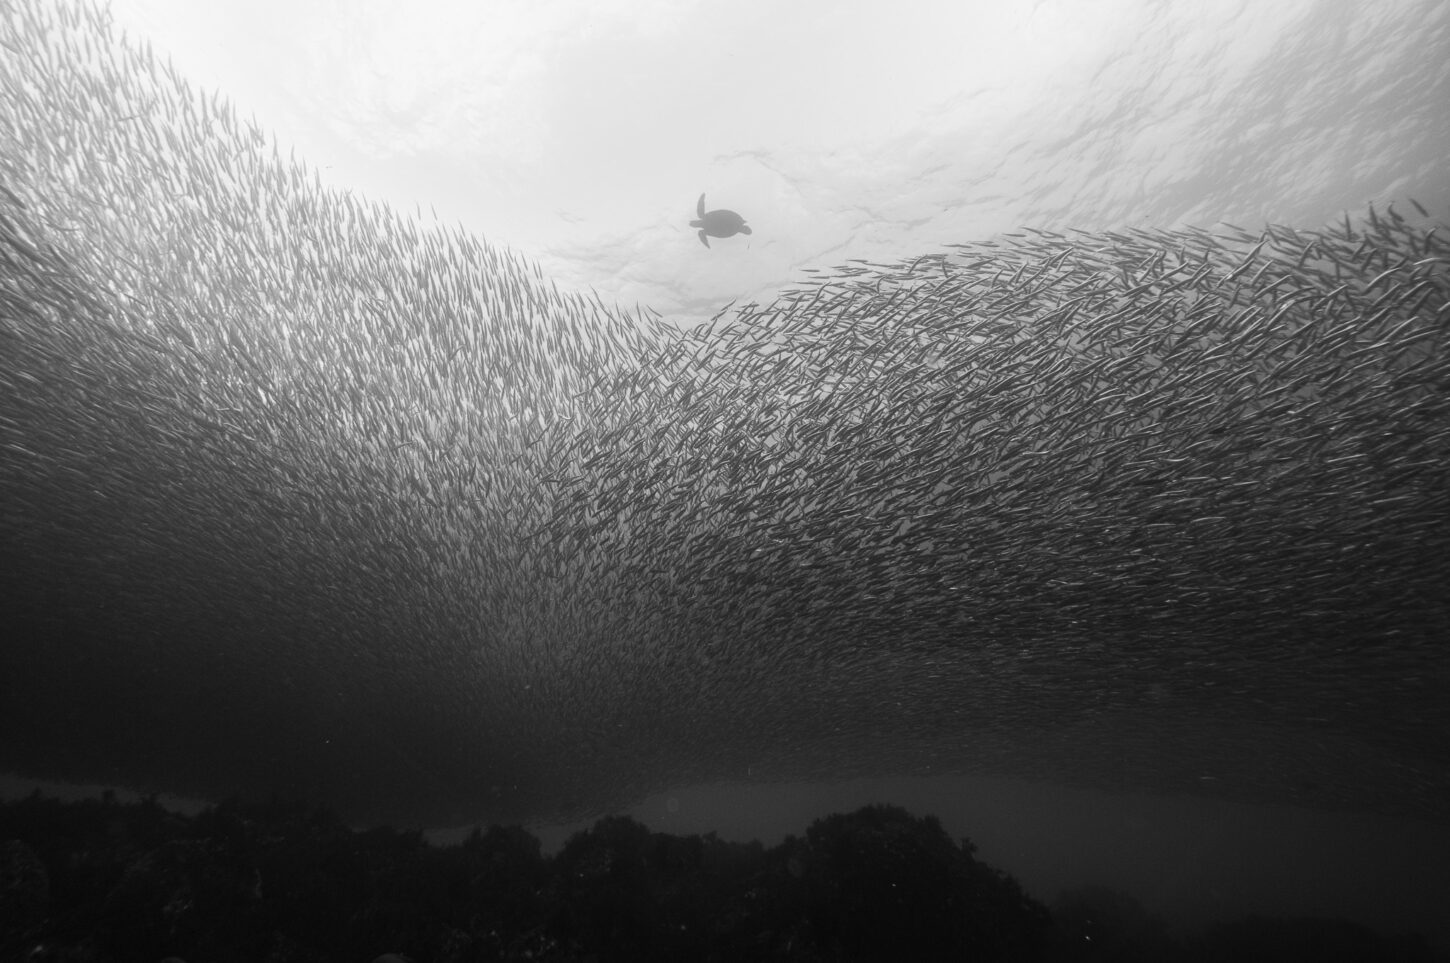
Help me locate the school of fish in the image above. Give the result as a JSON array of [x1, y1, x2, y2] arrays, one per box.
[[2, 0, 1447, 827]]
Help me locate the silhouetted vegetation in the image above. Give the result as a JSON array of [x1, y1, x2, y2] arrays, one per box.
[[1, 792, 1443, 962]]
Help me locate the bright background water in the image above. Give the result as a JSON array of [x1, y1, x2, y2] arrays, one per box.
[[102, 0, 1448, 323], [5, 0, 1450, 948]]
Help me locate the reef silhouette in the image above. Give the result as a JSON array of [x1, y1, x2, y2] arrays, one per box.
[[1, 793, 1443, 962]]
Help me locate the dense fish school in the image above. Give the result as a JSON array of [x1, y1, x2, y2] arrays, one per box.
[[2, 1, 1448, 828]]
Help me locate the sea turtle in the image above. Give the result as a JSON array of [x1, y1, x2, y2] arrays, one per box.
[[690, 193, 751, 248]]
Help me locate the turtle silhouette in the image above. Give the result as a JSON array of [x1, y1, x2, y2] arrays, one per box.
[[690, 193, 751, 248]]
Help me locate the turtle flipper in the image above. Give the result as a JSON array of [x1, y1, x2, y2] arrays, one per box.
[[697, 193, 706, 218], [698, 230, 710, 248]]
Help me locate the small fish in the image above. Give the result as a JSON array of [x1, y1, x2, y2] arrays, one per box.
[[4, 0, 1448, 830]]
